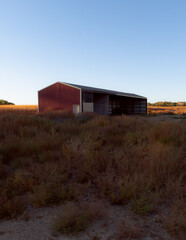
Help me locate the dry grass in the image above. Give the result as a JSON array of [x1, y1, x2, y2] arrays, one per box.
[[160, 200, 186, 240], [52, 202, 105, 235], [1, 104, 186, 115], [0, 196, 26, 219], [117, 219, 142, 239], [0, 111, 185, 238], [148, 106, 186, 115], [0, 105, 38, 113]]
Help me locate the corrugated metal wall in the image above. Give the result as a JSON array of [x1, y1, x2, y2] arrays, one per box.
[[38, 82, 80, 112], [82, 91, 109, 115], [133, 99, 147, 114], [58, 83, 80, 112], [94, 94, 109, 115]]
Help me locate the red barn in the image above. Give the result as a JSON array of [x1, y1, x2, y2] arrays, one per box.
[[38, 82, 147, 115]]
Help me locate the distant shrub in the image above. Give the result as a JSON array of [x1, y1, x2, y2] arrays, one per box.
[[148, 101, 183, 107], [0, 99, 14, 105]]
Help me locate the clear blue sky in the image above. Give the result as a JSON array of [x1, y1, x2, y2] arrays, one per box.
[[0, 0, 185, 104]]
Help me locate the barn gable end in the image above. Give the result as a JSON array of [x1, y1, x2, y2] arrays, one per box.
[[38, 82, 80, 112]]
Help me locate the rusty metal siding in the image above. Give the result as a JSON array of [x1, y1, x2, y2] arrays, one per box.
[[58, 83, 80, 112], [38, 83, 59, 112], [38, 82, 80, 112]]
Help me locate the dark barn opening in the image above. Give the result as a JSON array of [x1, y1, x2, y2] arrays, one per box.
[[109, 95, 147, 115]]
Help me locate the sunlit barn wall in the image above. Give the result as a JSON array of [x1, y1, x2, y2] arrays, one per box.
[[38, 82, 80, 112]]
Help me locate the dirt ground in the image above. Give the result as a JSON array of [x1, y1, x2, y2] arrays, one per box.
[[0, 202, 175, 240]]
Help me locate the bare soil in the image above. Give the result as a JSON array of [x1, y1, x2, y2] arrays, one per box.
[[0, 202, 175, 240]]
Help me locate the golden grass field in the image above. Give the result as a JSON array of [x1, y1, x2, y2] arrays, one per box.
[[0, 105, 38, 113], [148, 106, 186, 115], [1, 105, 186, 115]]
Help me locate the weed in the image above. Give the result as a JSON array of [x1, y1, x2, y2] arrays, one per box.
[[0, 196, 26, 219], [117, 219, 142, 239], [52, 202, 105, 235], [160, 201, 186, 240], [31, 182, 74, 207], [88, 233, 101, 240], [131, 194, 154, 215], [22, 212, 30, 221]]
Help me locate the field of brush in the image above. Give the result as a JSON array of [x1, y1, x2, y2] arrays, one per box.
[[1, 104, 186, 115], [0, 107, 185, 239], [148, 106, 186, 115], [0, 105, 38, 113]]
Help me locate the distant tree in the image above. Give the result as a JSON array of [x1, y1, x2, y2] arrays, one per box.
[[0, 99, 15, 105], [178, 102, 186, 106], [148, 101, 185, 107]]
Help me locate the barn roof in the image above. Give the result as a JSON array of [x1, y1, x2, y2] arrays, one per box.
[[62, 82, 146, 99]]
